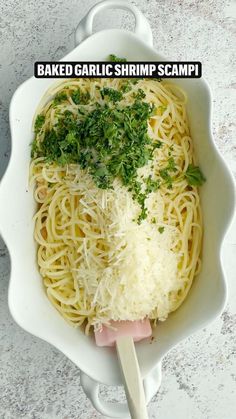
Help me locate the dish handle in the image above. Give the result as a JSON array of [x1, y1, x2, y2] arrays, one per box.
[[80, 361, 162, 418], [75, 0, 153, 47]]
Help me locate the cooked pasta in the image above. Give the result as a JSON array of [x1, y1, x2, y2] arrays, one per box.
[[30, 75, 204, 333]]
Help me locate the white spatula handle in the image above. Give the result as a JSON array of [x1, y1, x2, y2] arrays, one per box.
[[116, 336, 149, 419]]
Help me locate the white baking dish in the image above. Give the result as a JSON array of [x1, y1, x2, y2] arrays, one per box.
[[0, 0, 235, 417]]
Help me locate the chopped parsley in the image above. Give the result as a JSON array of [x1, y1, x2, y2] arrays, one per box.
[[130, 176, 160, 223], [185, 164, 206, 186], [34, 115, 45, 133], [158, 226, 165, 234], [159, 157, 177, 189], [167, 157, 177, 172], [145, 176, 160, 193], [133, 88, 146, 100], [152, 140, 163, 150], [53, 92, 67, 105], [131, 78, 142, 85], [121, 82, 132, 93], [100, 87, 123, 103], [71, 89, 90, 105], [108, 54, 127, 62], [160, 168, 173, 189]]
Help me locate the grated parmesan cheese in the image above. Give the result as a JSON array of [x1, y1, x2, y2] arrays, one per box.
[[71, 169, 181, 327]]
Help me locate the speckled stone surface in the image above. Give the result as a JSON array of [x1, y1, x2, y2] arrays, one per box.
[[0, 0, 236, 418]]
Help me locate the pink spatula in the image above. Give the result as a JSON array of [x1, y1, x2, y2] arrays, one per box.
[[95, 320, 152, 419]]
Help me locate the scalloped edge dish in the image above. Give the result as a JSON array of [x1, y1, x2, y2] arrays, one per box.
[[0, 1, 235, 417]]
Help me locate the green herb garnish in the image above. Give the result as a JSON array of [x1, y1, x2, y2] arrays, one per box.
[[133, 88, 146, 100], [158, 226, 165, 234], [145, 176, 160, 193], [152, 140, 163, 150], [131, 78, 142, 85], [121, 82, 132, 93], [160, 168, 172, 189], [71, 89, 90, 105], [159, 157, 177, 189], [100, 87, 123, 103], [34, 115, 45, 133], [167, 157, 177, 172], [53, 92, 67, 105], [108, 54, 127, 62], [185, 164, 206, 186]]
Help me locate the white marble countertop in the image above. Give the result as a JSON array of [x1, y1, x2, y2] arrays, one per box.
[[0, 0, 235, 418]]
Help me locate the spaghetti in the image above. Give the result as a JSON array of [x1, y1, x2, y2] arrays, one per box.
[[30, 77, 203, 333]]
